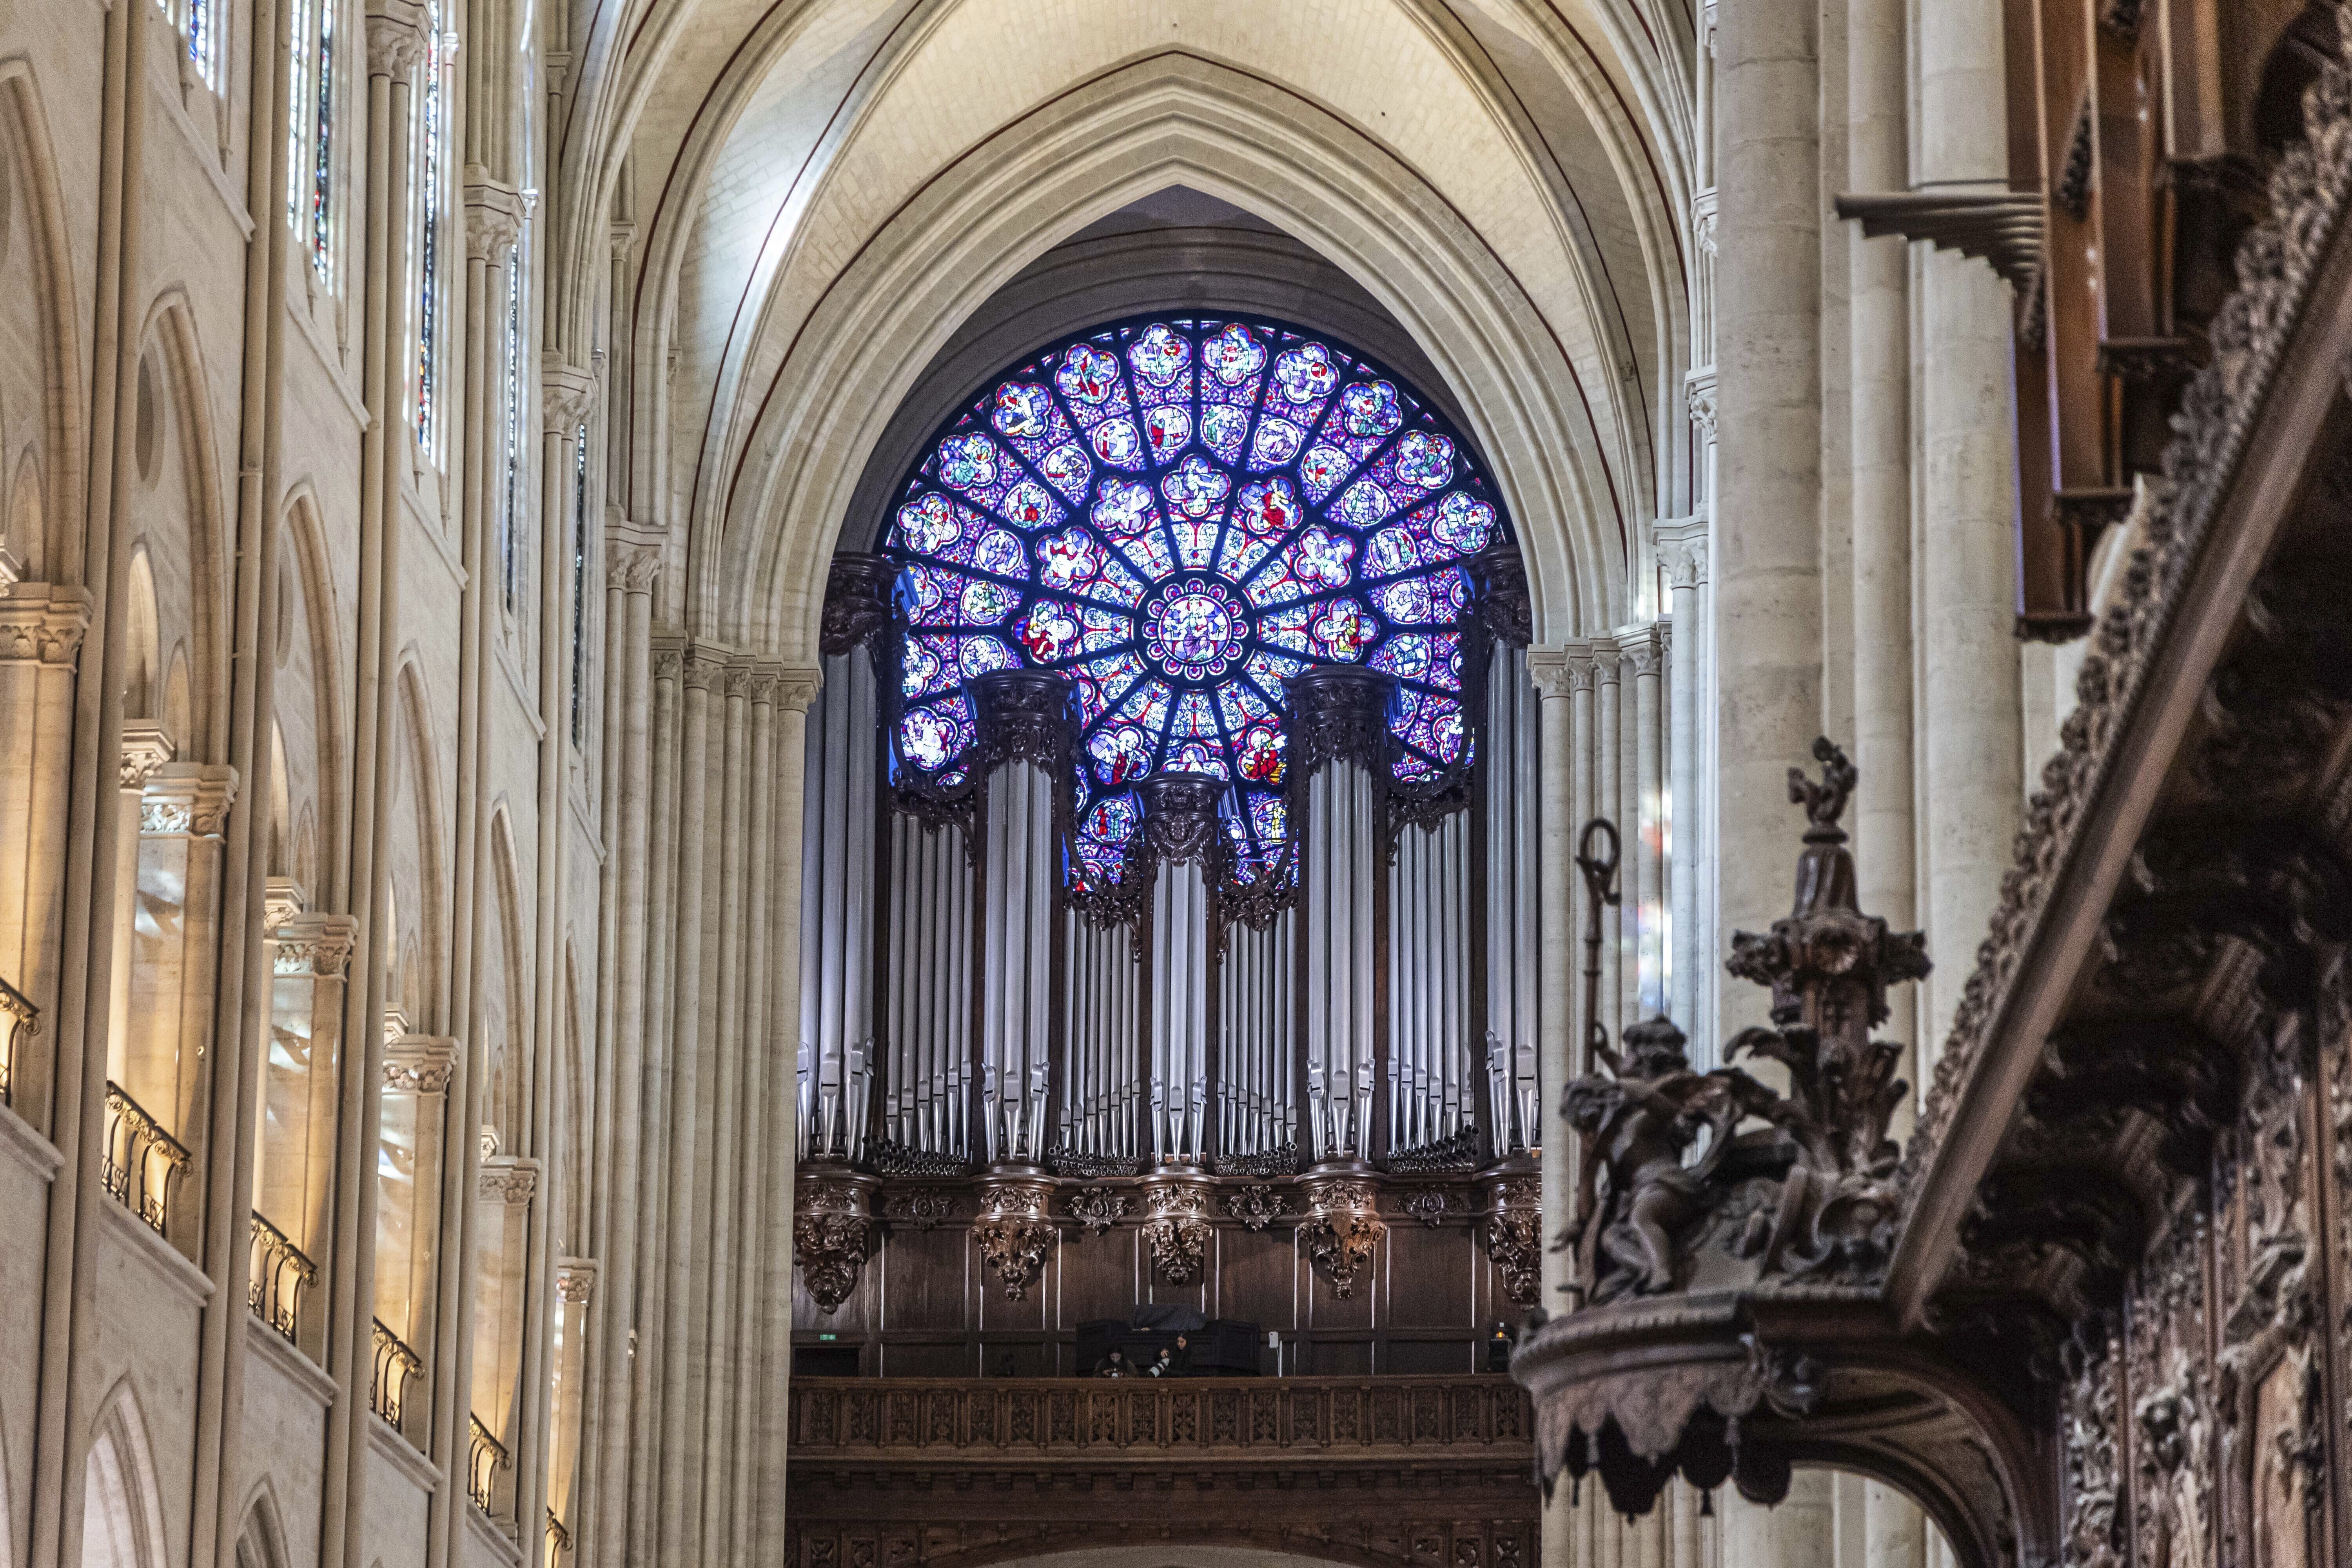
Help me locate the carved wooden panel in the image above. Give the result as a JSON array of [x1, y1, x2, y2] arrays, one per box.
[[787, 1376, 1537, 1568]]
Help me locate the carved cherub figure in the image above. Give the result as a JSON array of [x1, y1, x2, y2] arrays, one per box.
[[1563, 1017, 1746, 1299]]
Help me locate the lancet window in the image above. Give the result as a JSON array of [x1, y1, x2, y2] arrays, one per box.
[[799, 316, 1543, 1179], [286, 0, 335, 283], [410, 5, 448, 452]]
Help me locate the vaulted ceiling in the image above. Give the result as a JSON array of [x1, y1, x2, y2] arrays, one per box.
[[553, 0, 1698, 660]]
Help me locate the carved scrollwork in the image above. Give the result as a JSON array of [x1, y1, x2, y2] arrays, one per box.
[[1399, 1188, 1454, 1227], [1135, 771, 1225, 868], [879, 1187, 959, 1230], [1223, 1184, 1293, 1230], [973, 1180, 1056, 1300], [1302, 1177, 1383, 1298], [795, 1171, 879, 1314], [1285, 667, 1394, 777], [969, 669, 1074, 778], [1063, 1186, 1130, 1236], [820, 553, 898, 657]]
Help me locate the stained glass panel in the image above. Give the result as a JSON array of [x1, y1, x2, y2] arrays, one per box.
[[883, 316, 1514, 882]]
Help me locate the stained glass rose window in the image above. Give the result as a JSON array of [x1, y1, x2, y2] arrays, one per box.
[[884, 316, 1509, 888]]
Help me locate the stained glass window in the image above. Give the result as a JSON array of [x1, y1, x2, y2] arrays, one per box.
[[884, 316, 1507, 890], [412, 6, 446, 450], [286, 0, 334, 283]]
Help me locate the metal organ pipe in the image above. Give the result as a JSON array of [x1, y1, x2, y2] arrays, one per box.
[[1485, 642, 1543, 1153], [979, 755, 1054, 1163], [798, 645, 878, 1161]]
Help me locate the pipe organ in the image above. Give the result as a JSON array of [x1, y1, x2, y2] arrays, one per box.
[[797, 543, 1595, 1179]]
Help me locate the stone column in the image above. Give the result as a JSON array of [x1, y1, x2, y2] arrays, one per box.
[[377, 1034, 457, 1355], [472, 1150, 539, 1497], [1916, 0, 2021, 1054], [1525, 646, 1592, 1568], [1724, 1467, 1836, 1568], [1626, 626, 1664, 1017], [258, 911, 356, 1354], [1846, 0, 1917, 1068], [129, 762, 239, 1187], [0, 582, 91, 1122], [757, 672, 817, 1550], [1712, 0, 1822, 1044], [1652, 523, 1708, 1044], [587, 545, 656, 1568], [105, 724, 174, 1089], [546, 1258, 597, 1547]]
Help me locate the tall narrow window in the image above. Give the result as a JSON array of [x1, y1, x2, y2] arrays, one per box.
[[180, 0, 216, 85], [500, 260, 522, 613], [570, 424, 589, 748], [412, 6, 447, 450], [286, 0, 335, 284]]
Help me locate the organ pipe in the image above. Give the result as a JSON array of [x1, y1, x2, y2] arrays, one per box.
[[797, 644, 878, 1161], [1216, 910, 1293, 1158], [1138, 771, 1221, 1166], [1289, 669, 1392, 1163], [1484, 641, 1543, 1152], [978, 757, 1054, 1162]]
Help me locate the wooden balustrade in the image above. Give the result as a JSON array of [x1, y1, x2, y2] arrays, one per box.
[[247, 1212, 318, 1344], [102, 1082, 191, 1235], [787, 1374, 1538, 1568], [370, 1319, 422, 1429]]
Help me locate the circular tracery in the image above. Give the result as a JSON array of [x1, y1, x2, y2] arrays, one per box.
[[883, 314, 1510, 888]]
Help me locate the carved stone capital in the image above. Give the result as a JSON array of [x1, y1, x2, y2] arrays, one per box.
[[541, 358, 598, 434], [463, 181, 523, 261], [1651, 517, 1710, 590], [650, 637, 685, 685], [555, 1257, 597, 1305], [1692, 188, 1719, 256], [607, 544, 661, 595], [364, 1, 428, 76], [1617, 622, 1665, 678], [119, 721, 177, 791], [477, 1156, 539, 1206], [1684, 368, 1718, 441], [140, 762, 238, 837], [1526, 647, 1596, 702], [820, 553, 898, 657], [681, 648, 726, 693], [1285, 667, 1394, 776], [263, 877, 307, 933], [0, 582, 93, 666], [795, 1167, 878, 1314], [271, 913, 357, 978], [773, 668, 820, 714], [382, 1034, 459, 1095]]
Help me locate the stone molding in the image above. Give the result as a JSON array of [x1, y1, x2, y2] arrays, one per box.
[[555, 1256, 597, 1305], [140, 763, 238, 837], [120, 721, 176, 790], [541, 357, 597, 434], [383, 1035, 459, 1094], [463, 180, 523, 261], [363, 1, 428, 76], [1651, 516, 1710, 589], [477, 1156, 539, 1206], [271, 914, 356, 978], [0, 582, 93, 666]]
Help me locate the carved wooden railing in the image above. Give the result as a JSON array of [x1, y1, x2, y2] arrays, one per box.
[[102, 1082, 192, 1235], [788, 1375, 1537, 1568], [247, 1212, 318, 1344], [467, 1413, 509, 1514], [0, 974, 36, 1106], [790, 1374, 1532, 1459], [370, 1319, 423, 1428]]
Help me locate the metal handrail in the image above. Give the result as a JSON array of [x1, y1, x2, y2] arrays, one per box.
[[467, 1412, 511, 1514], [247, 1212, 319, 1343], [0, 974, 37, 1107], [370, 1319, 423, 1428], [103, 1081, 192, 1234], [544, 1508, 572, 1559]]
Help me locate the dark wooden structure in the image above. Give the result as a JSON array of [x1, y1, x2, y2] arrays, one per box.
[[785, 1375, 1539, 1568]]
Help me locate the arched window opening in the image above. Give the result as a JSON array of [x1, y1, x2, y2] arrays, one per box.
[[569, 421, 588, 748], [411, 6, 448, 452], [286, 0, 335, 285], [799, 316, 1543, 1179], [500, 256, 523, 616]]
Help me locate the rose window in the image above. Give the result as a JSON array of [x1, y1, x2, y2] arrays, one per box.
[[884, 314, 1510, 887]]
